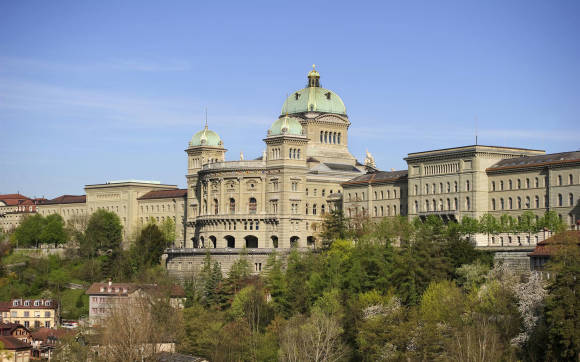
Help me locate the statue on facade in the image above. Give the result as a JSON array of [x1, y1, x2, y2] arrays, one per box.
[[364, 149, 376, 168], [240, 152, 244, 160]]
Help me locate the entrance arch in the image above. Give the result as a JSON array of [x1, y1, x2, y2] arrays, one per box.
[[307, 236, 315, 247], [245, 235, 258, 248], [225, 235, 235, 248], [271, 235, 279, 248], [209, 235, 217, 248]]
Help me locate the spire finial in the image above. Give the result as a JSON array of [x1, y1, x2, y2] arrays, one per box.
[[312, 64, 316, 71], [204, 107, 208, 129]]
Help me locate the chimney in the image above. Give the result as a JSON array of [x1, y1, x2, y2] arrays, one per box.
[[108, 279, 112, 287]]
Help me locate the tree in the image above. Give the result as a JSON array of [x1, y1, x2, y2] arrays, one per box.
[[479, 214, 499, 245], [319, 209, 347, 249], [160, 217, 176, 245], [132, 223, 168, 268], [518, 211, 539, 242], [83, 209, 123, 257], [459, 216, 479, 240], [539, 210, 567, 234], [544, 232, 580, 361], [13, 214, 45, 247], [40, 214, 67, 247]]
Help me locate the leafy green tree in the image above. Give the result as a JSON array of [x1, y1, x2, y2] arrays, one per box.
[[13, 214, 45, 247], [132, 223, 169, 268], [518, 210, 539, 241], [499, 213, 517, 234], [40, 214, 67, 247], [160, 217, 176, 245], [544, 233, 580, 361], [459, 216, 479, 240], [264, 252, 288, 315], [319, 209, 347, 249], [479, 213, 499, 245], [539, 210, 567, 234], [83, 209, 123, 257]]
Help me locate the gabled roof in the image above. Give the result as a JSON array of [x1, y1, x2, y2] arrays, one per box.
[[31, 327, 72, 343], [0, 323, 30, 335], [41, 195, 86, 205], [488, 151, 580, 172], [137, 189, 188, 200], [529, 230, 580, 257], [342, 170, 408, 186], [0, 335, 31, 350], [0, 194, 31, 206], [86, 282, 185, 298]]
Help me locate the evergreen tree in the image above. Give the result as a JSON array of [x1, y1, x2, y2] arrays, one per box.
[[319, 209, 347, 249]]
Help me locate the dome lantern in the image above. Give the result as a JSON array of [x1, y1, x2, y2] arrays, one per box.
[[307, 64, 320, 87]]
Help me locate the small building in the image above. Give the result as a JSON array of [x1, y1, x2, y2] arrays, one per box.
[[30, 327, 73, 360], [0, 323, 32, 344], [0, 299, 58, 330], [529, 230, 580, 273], [0, 335, 32, 362], [85, 282, 186, 326]]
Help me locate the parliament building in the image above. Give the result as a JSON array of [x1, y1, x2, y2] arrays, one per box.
[[1, 67, 578, 275]]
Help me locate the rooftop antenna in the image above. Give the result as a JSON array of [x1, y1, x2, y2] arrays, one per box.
[[204, 106, 208, 129], [475, 115, 478, 145]]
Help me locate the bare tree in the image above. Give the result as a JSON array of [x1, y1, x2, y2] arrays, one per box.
[[280, 309, 347, 362]]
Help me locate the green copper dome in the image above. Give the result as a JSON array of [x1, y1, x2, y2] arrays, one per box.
[[269, 115, 303, 136], [280, 65, 347, 115], [189, 125, 223, 147]]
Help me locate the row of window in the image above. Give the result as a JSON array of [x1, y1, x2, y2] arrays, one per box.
[[491, 173, 575, 191], [348, 205, 399, 217], [12, 320, 51, 329], [491, 193, 575, 210], [203, 198, 258, 215], [413, 197, 465, 212], [305, 188, 334, 196], [12, 300, 51, 307], [141, 204, 177, 213], [371, 190, 399, 200], [423, 162, 460, 176], [305, 203, 327, 215], [413, 181, 462, 196], [10, 310, 52, 317], [320, 130, 342, 144]]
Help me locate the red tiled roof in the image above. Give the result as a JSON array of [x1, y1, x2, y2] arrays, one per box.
[[7, 299, 57, 310], [41, 195, 86, 205], [138, 189, 187, 200], [529, 231, 580, 257], [0, 301, 11, 312], [487, 151, 580, 172], [0, 323, 30, 335], [0, 194, 32, 206], [31, 328, 72, 342], [342, 170, 408, 186], [0, 335, 31, 350], [85, 282, 137, 296]]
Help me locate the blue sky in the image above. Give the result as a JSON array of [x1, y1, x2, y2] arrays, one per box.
[[1, 0, 578, 198]]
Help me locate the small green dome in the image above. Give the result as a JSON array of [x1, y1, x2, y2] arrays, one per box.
[[269, 116, 303, 136], [281, 66, 346, 115], [189, 126, 222, 147]]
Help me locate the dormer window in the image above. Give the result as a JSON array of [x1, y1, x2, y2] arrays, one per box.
[[13, 300, 19, 306], [34, 301, 40, 306], [294, 92, 300, 100], [24, 301, 30, 306], [325, 92, 331, 100], [45, 301, 51, 306]]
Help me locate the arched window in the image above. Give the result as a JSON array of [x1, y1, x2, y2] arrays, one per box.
[[313, 204, 317, 215], [517, 179, 521, 189], [492, 199, 496, 210], [414, 201, 418, 213], [374, 191, 377, 200], [425, 200, 430, 212], [432, 199, 436, 211], [466, 180, 470, 191], [338, 133, 341, 144], [447, 198, 451, 210], [466, 197, 471, 210], [320, 131, 323, 142], [324, 131, 328, 143], [381, 191, 385, 199], [203, 200, 207, 214], [491, 181, 496, 191], [321, 205, 326, 214], [249, 197, 257, 214], [500, 180, 504, 190], [289, 149, 293, 158], [558, 175, 562, 186], [393, 205, 397, 215], [454, 198, 458, 210], [509, 180, 513, 190], [535, 196, 539, 208], [526, 178, 530, 188], [297, 149, 300, 159], [426, 184, 430, 194], [517, 197, 522, 209], [414, 185, 418, 195], [374, 206, 378, 217], [558, 194, 563, 206], [525, 196, 530, 208], [447, 182, 450, 192], [570, 193, 574, 206], [535, 177, 539, 187], [213, 199, 219, 214], [508, 197, 513, 209], [380, 206, 384, 216], [439, 183, 443, 193], [570, 174, 574, 185], [454, 181, 458, 192], [333, 132, 337, 143], [229, 198, 235, 214], [432, 183, 436, 194]]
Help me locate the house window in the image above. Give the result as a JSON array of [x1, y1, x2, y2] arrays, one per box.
[[570, 174, 574, 185], [313, 204, 317, 215], [229, 198, 236, 214], [526, 178, 530, 188], [558, 194, 563, 207], [466, 197, 471, 210], [535, 177, 539, 187], [454, 181, 458, 192], [509, 180, 513, 190], [517, 179, 521, 189], [535, 196, 540, 208], [558, 175, 562, 186], [500, 181, 504, 190], [492, 199, 496, 210], [466, 180, 470, 192], [570, 193, 574, 206], [525, 196, 530, 208], [501, 198, 505, 210], [491, 181, 496, 191], [45, 321, 51, 328], [508, 197, 513, 209]]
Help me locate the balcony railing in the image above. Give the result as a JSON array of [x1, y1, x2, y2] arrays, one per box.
[[202, 160, 265, 170]]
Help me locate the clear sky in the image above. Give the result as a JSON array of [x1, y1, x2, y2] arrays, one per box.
[[1, 0, 579, 198]]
